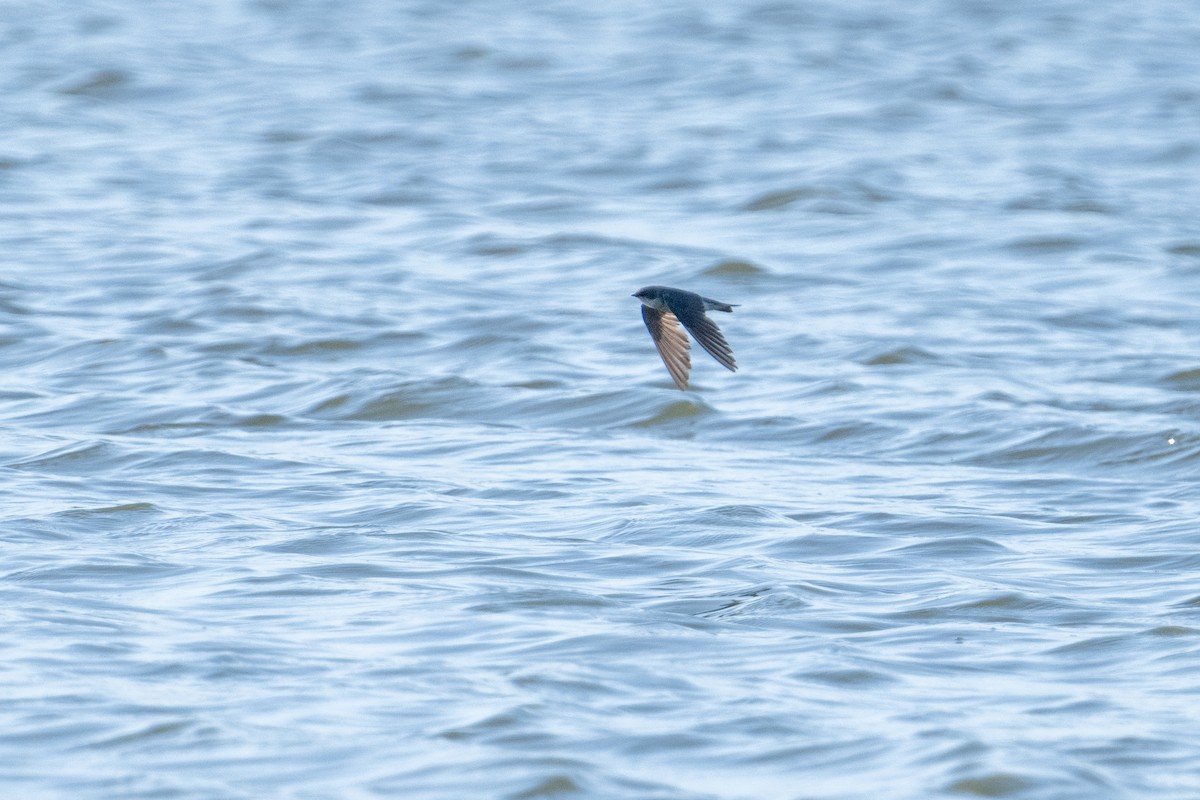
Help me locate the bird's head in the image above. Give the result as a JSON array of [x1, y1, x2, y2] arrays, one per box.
[[631, 286, 663, 309]]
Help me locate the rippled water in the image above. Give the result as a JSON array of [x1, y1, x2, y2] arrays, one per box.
[[5, 1, 1200, 798]]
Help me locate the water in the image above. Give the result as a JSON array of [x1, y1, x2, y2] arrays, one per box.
[[4, 1, 1200, 797]]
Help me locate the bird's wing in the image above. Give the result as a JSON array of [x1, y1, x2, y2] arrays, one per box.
[[667, 298, 737, 373], [642, 306, 691, 389]]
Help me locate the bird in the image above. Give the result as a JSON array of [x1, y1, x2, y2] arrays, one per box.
[[632, 285, 738, 390]]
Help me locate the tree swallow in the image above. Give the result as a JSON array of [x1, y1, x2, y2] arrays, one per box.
[[632, 285, 738, 390]]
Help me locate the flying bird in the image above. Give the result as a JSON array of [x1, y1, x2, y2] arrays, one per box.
[[632, 285, 738, 390]]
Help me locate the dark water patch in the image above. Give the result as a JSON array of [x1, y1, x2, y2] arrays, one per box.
[[83, 719, 195, 751], [612, 507, 799, 552], [447, 485, 572, 501], [0, 717, 112, 749], [943, 772, 1035, 798], [742, 186, 829, 211], [812, 421, 903, 446], [736, 736, 894, 771], [1024, 698, 1114, 717], [301, 378, 663, 429], [60, 501, 159, 516], [57, 69, 132, 97], [1161, 367, 1200, 391], [361, 188, 441, 207], [294, 561, 414, 582], [693, 584, 812, 623], [108, 404, 305, 437], [211, 577, 350, 601], [233, 413, 291, 429], [1039, 309, 1125, 331], [853, 515, 1024, 541], [798, 668, 896, 687], [258, 337, 367, 357], [260, 527, 453, 556], [109, 418, 223, 437], [1039, 511, 1146, 526], [641, 175, 706, 192], [128, 314, 209, 336], [1007, 196, 1116, 215], [500, 390, 672, 429], [298, 501, 454, 528], [889, 536, 1011, 559], [467, 588, 615, 614], [704, 504, 795, 523], [8, 440, 131, 473], [1044, 633, 1139, 661], [510, 774, 584, 799], [307, 377, 474, 422], [372, 763, 676, 800], [467, 234, 533, 257], [1142, 625, 1196, 638], [1006, 236, 1086, 254], [701, 258, 767, 277], [762, 531, 891, 560], [629, 398, 712, 428], [8, 556, 192, 592], [966, 426, 1196, 472], [453, 332, 525, 351], [884, 591, 1079, 625], [1065, 553, 1180, 571], [861, 345, 941, 366], [35, 502, 168, 537], [508, 664, 620, 700], [1166, 241, 1200, 258]]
